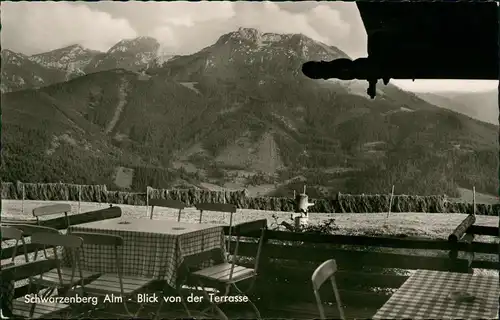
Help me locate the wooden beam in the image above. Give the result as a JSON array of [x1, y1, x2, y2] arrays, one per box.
[[448, 214, 476, 242], [2, 207, 121, 259], [467, 225, 499, 237], [471, 260, 499, 270], [4, 206, 121, 230], [1, 218, 37, 224], [225, 229, 498, 254], [230, 242, 469, 271], [468, 241, 498, 254], [226, 229, 453, 250]]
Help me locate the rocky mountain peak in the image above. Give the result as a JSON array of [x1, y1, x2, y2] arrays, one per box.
[[236, 27, 261, 41], [108, 36, 160, 54], [2, 49, 26, 59], [213, 27, 349, 61], [30, 44, 100, 63], [1, 50, 29, 68]]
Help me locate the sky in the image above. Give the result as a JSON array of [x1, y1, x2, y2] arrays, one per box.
[[1, 1, 498, 93]]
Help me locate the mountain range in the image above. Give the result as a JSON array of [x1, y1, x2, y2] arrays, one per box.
[[1, 36, 171, 93], [1, 28, 497, 198], [417, 90, 497, 125]]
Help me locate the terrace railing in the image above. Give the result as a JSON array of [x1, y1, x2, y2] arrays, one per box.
[[222, 218, 498, 311], [3, 206, 497, 316]]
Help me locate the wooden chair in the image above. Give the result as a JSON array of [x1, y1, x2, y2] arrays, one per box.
[[1, 226, 29, 263], [68, 232, 155, 318], [187, 219, 267, 320], [194, 203, 237, 255], [28, 233, 85, 295], [149, 198, 186, 221], [12, 224, 99, 293], [3, 260, 72, 319], [311, 259, 346, 320], [10, 234, 84, 319], [32, 203, 72, 228], [9, 224, 60, 259]]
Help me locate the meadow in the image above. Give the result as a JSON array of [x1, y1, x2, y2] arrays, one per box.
[[3, 199, 497, 240]]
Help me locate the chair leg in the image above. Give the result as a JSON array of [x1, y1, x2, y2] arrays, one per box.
[[179, 290, 192, 319], [122, 297, 146, 319], [197, 280, 228, 320], [40, 286, 54, 298], [153, 287, 192, 320], [231, 283, 261, 320]]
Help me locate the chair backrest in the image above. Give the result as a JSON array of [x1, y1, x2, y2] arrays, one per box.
[[11, 224, 60, 260], [195, 203, 237, 223], [1, 226, 23, 240], [30, 232, 83, 262], [230, 219, 267, 279], [182, 247, 226, 269], [195, 203, 238, 254], [69, 232, 123, 247], [31, 233, 83, 248], [311, 259, 345, 320], [69, 232, 126, 296], [32, 204, 71, 228], [149, 198, 186, 222], [10, 224, 60, 236], [1, 226, 29, 262], [30, 233, 84, 290]]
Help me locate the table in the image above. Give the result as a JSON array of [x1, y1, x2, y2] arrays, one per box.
[[65, 218, 226, 288], [373, 269, 499, 319]]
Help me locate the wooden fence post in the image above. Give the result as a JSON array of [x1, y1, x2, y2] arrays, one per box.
[[146, 186, 150, 216], [21, 183, 25, 214], [78, 185, 82, 214], [385, 185, 395, 221], [472, 186, 476, 215]]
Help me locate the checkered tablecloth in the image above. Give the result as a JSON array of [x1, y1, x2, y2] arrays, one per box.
[[63, 218, 226, 288], [373, 269, 499, 320]]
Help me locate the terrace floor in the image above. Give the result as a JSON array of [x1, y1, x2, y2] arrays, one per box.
[[60, 281, 382, 319], [92, 299, 379, 319]]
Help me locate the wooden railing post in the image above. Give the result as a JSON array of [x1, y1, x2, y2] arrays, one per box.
[[448, 214, 476, 273], [257, 227, 271, 294], [463, 233, 475, 273], [448, 241, 459, 272]]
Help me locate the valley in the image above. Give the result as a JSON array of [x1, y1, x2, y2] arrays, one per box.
[[1, 28, 498, 200]]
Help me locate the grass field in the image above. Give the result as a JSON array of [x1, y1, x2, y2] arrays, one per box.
[[454, 187, 498, 204], [2, 199, 497, 240]]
